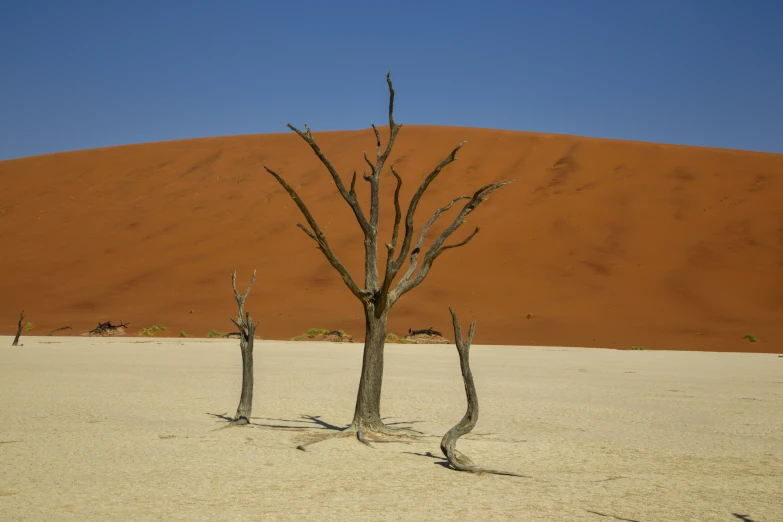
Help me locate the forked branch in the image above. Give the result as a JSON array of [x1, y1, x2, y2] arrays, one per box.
[[264, 166, 367, 300], [391, 141, 467, 275], [284, 123, 370, 234], [231, 270, 256, 318], [389, 179, 515, 302], [440, 308, 527, 477], [265, 73, 405, 301]]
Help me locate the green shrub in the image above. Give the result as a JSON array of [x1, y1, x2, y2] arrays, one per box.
[[743, 334, 757, 343], [305, 328, 331, 338]]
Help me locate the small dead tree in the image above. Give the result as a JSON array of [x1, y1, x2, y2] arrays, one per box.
[[229, 270, 259, 424], [12, 310, 24, 346], [266, 73, 514, 446], [441, 308, 526, 477]]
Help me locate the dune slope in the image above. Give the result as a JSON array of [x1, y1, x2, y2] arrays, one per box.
[[1, 126, 781, 352]]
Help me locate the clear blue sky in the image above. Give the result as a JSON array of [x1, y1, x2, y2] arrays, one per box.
[[1, 1, 782, 161]]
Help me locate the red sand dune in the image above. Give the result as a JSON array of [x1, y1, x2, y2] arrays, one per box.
[[1, 126, 781, 353]]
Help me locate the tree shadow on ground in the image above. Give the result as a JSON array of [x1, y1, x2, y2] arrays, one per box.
[[585, 510, 639, 521], [206, 412, 344, 431], [732, 514, 755, 522], [206, 412, 423, 434], [403, 450, 451, 469]]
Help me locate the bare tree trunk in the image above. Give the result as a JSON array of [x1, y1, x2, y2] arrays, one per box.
[[234, 320, 257, 423], [228, 271, 259, 425], [441, 308, 526, 477], [11, 311, 24, 346], [350, 307, 388, 431]]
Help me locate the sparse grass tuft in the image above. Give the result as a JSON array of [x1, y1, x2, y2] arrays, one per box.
[[743, 334, 757, 343], [386, 332, 411, 344], [179, 331, 187, 338], [627, 346, 647, 350], [290, 335, 304, 341], [24, 322, 34, 331], [141, 324, 167, 337], [207, 330, 226, 338]]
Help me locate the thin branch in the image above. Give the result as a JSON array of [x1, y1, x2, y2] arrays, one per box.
[[284, 123, 370, 234], [363, 151, 375, 172], [231, 269, 256, 304], [375, 166, 405, 313], [440, 226, 480, 254], [391, 141, 467, 275], [391, 179, 514, 301], [379, 72, 401, 162], [371, 124, 381, 163], [388, 166, 404, 254], [265, 165, 367, 299], [296, 223, 318, 242], [395, 195, 470, 290]]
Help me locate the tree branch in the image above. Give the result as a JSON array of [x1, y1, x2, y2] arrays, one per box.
[[264, 165, 368, 299], [296, 223, 318, 242], [391, 141, 467, 276], [376, 167, 405, 305], [285, 123, 370, 234], [394, 195, 470, 291], [371, 124, 381, 163], [390, 179, 514, 301], [365, 72, 404, 298], [231, 269, 256, 307], [440, 226, 481, 253], [378, 72, 402, 164]]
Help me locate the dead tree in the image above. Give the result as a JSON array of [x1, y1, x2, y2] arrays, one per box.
[[409, 327, 443, 337], [11, 311, 24, 346], [48, 326, 72, 335], [265, 73, 514, 447], [441, 308, 526, 477], [229, 270, 259, 425], [88, 321, 129, 336]]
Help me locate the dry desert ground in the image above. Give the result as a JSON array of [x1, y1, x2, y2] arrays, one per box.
[[1, 336, 781, 520]]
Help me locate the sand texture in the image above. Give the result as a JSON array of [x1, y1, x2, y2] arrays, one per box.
[[1, 337, 781, 520], [1, 127, 782, 353]]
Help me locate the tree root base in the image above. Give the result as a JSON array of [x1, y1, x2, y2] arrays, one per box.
[[296, 424, 419, 451], [212, 417, 250, 431]]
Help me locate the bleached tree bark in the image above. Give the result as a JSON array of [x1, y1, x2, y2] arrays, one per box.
[[265, 73, 514, 445]]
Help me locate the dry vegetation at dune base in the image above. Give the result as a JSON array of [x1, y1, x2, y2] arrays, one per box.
[[1, 337, 781, 520]]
